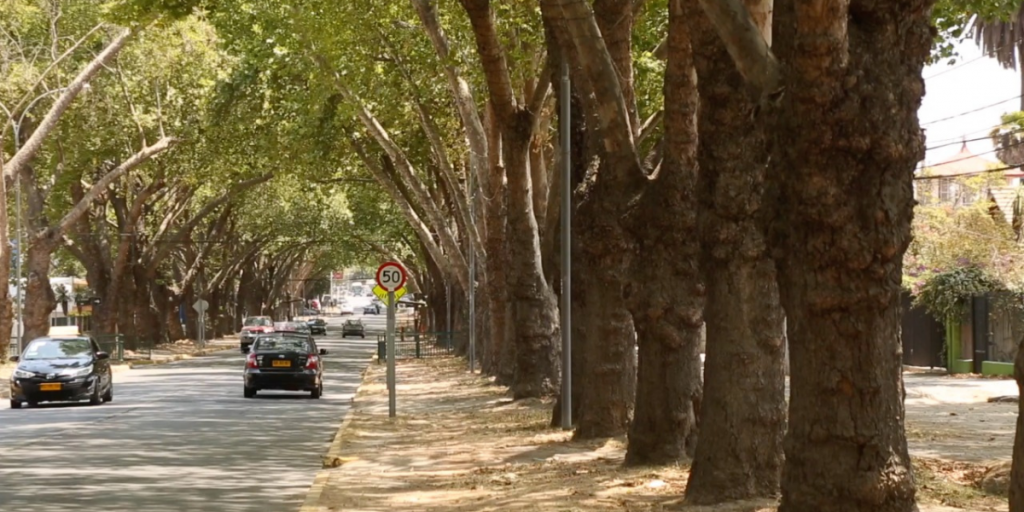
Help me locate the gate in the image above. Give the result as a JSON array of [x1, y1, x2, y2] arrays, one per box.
[[900, 292, 945, 368]]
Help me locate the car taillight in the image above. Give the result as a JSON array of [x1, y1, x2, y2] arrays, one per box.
[[305, 355, 319, 370], [246, 353, 259, 368]]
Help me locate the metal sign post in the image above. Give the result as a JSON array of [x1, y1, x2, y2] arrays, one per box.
[[376, 261, 407, 419], [386, 289, 396, 417], [193, 299, 209, 349]]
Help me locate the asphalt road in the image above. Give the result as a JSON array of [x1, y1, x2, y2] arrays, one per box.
[[0, 317, 376, 512]]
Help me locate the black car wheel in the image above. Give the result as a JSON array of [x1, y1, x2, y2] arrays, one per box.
[[243, 386, 256, 398], [361, 334, 365, 339], [102, 383, 113, 403], [310, 385, 321, 399], [89, 383, 103, 406], [9, 399, 21, 409]]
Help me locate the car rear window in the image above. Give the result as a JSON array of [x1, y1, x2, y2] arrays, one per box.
[[253, 338, 310, 353]]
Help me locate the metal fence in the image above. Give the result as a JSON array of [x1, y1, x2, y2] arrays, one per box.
[[93, 334, 157, 362], [376, 331, 460, 362]]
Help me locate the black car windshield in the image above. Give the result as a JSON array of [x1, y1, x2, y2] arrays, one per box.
[[244, 317, 272, 327], [253, 338, 310, 353], [22, 338, 93, 360]]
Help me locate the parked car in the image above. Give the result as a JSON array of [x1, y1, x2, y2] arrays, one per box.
[[8, 336, 113, 409], [307, 318, 327, 335], [363, 303, 380, 315], [339, 302, 354, 315], [239, 316, 275, 353], [243, 334, 327, 398], [341, 319, 365, 338]]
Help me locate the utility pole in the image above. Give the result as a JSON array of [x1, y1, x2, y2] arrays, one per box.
[[559, 59, 573, 430], [468, 154, 476, 373]]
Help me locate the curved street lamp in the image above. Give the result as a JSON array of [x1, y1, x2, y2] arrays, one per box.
[[0, 84, 90, 355]]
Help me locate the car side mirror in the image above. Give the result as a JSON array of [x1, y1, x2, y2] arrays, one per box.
[[319, 348, 328, 355], [8, 356, 19, 363], [96, 352, 110, 360]]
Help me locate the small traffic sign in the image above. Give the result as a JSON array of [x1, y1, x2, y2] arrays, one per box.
[[193, 299, 209, 314], [376, 262, 407, 292], [372, 285, 406, 305]]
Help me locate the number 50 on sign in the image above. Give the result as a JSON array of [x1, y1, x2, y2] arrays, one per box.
[[376, 262, 407, 292]]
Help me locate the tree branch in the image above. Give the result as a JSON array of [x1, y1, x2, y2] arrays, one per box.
[[4, 28, 134, 179], [458, 0, 517, 120], [144, 173, 273, 273], [45, 136, 175, 240], [695, 0, 780, 99], [547, 0, 638, 159]]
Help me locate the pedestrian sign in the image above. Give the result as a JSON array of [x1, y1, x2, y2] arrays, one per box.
[[373, 285, 406, 305]]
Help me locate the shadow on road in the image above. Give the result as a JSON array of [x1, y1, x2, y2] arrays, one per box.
[[0, 335, 374, 512]]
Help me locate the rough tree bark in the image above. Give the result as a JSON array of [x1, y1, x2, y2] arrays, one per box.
[[461, 0, 560, 398], [684, 0, 786, 501], [482, 102, 515, 384], [541, 0, 642, 438], [623, 0, 703, 466], [764, 0, 934, 509]]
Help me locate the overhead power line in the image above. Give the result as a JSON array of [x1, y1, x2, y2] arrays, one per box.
[[920, 95, 1023, 127], [924, 35, 1023, 80], [925, 126, 1024, 152], [914, 163, 1022, 180], [925, 137, 1024, 168]]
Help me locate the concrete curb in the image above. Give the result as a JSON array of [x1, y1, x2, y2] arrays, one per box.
[[298, 358, 374, 512], [124, 346, 228, 369]]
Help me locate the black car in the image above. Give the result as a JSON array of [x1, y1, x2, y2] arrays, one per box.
[[243, 334, 326, 398], [341, 319, 365, 338], [8, 336, 113, 409], [307, 318, 327, 335]]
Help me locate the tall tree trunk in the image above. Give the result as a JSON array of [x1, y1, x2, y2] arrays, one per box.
[[684, 0, 786, 500], [127, 269, 159, 349], [573, 206, 636, 438], [0, 161, 11, 356], [483, 103, 515, 385], [624, 0, 703, 465], [22, 240, 57, 343], [1011, 334, 1024, 511], [504, 115, 560, 398], [768, 0, 932, 509]]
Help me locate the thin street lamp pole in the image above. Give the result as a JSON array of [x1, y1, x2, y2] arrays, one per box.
[[468, 155, 476, 373], [2, 87, 81, 355], [559, 59, 573, 430], [446, 281, 452, 348]]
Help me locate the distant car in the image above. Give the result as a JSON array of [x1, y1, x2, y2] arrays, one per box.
[[240, 316, 275, 353], [342, 319, 365, 338], [243, 334, 327, 399], [272, 321, 313, 343], [363, 303, 380, 315], [8, 336, 113, 409], [307, 318, 327, 335], [339, 303, 354, 315]]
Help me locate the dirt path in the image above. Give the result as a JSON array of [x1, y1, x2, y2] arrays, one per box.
[[311, 358, 1017, 512]]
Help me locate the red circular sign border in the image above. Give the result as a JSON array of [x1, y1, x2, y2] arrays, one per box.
[[375, 261, 407, 292]]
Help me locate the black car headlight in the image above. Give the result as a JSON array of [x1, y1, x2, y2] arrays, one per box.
[[13, 368, 34, 379]]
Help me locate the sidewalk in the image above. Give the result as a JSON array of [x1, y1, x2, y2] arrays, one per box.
[[307, 358, 1009, 512]]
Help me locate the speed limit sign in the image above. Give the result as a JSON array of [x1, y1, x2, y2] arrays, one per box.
[[376, 262, 407, 292]]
